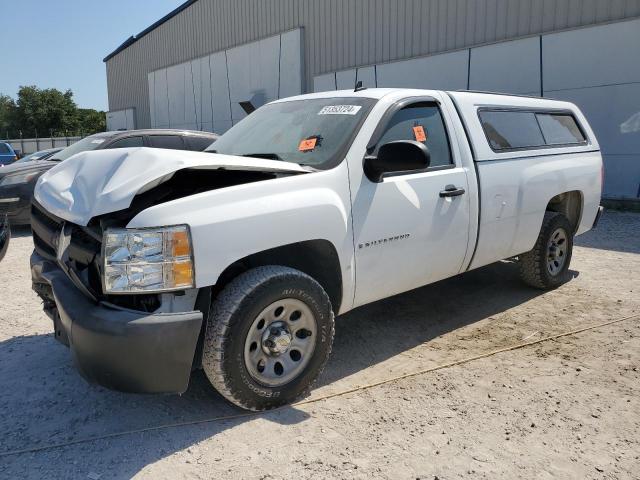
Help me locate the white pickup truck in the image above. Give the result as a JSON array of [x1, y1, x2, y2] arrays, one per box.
[[30, 88, 603, 410]]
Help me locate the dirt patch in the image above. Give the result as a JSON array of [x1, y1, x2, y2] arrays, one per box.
[[0, 211, 638, 479]]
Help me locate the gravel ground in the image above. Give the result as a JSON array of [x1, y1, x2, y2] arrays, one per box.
[[0, 210, 638, 479]]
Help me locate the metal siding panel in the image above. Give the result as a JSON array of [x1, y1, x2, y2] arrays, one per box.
[[148, 72, 156, 127], [226, 34, 280, 123], [185, 61, 198, 127], [580, 0, 597, 24], [166, 64, 186, 128], [546, 83, 640, 157], [470, 37, 541, 94], [313, 73, 337, 92], [155, 68, 170, 128], [376, 0, 384, 61], [530, 0, 544, 32], [279, 29, 304, 98], [554, 0, 571, 29], [410, 0, 420, 56], [625, 0, 640, 16], [336, 69, 357, 90], [105, 0, 640, 131], [474, 0, 487, 44], [200, 56, 214, 129], [496, 0, 510, 40], [543, 18, 640, 91], [464, 0, 476, 46], [376, 49, 469, 90], [600, 155, 640, 199], [505, 0, 520, 38], [542, 0, 557, 30], [595, 1, 612, 22], [387, 0, 396, 60], [210, 52, 232, 131], [356, 66, 376, 88], [566, 0, 582, 26]]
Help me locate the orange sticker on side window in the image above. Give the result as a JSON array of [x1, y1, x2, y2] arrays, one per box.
[[413, 125, 427, 142], [298, 137, 317, 151]]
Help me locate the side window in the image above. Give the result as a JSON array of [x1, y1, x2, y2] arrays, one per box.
[[148, 135, 185, 150], [479, 111, 545, 150], [185, 136, 216, 151], [107, 136, 144, 149], [0, 143, 11, 153], [536, 113, 586, 145], [375, 103, 453, 168], [479, 110, 587, 151]]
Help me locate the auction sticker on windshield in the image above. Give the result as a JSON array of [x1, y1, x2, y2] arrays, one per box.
[[318, 105, 362, 115]]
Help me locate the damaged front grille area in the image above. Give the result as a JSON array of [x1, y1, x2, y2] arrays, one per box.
[[31, 201, 103, 294], [31, 201, 162, 312], [31, 202, 101, 267]]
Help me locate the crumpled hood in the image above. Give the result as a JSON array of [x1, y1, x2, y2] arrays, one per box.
[[34, 147, 309, 226]]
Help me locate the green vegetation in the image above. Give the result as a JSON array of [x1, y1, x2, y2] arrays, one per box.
[[1, 86, 106, 139]]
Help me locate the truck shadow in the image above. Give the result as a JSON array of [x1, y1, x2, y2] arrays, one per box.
[[1, 260, 552, 478]]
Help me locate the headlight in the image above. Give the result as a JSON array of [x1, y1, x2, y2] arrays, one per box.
[[103, 225, 194, 293], [0, 171, 39, 186]]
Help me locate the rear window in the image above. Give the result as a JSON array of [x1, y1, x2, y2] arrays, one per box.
[[107, 136, 144, 149], [0, 143, 12, 154], [479, 109, 586, 152], [148, 135, 185, 150]]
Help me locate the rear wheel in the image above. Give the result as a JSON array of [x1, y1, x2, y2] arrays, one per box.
[[202, 266, 335, 411], [519, 212, 574, 289]]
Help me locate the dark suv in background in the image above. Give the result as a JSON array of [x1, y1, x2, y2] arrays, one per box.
[[0, 129, 218, 225]]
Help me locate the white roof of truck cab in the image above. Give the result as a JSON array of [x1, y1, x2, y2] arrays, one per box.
[[276, 88, 599, 161]]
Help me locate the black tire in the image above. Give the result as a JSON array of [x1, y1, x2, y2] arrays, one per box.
[[519, 212, 574, 289], [202, 265, 335, 411]]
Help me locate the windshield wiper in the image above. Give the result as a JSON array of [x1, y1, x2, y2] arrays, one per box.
[[241, 153, 283, 161]]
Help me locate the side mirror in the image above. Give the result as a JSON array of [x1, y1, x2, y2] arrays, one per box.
[[363, 140, 431, 183], [0, 215, 10, 262]]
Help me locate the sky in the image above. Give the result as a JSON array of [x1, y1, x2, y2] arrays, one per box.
[[0, 0, 183, 111]]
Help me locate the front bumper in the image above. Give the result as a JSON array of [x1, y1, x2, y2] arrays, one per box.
[[31, 252, 203, 394], [0, 181, 35, 225]]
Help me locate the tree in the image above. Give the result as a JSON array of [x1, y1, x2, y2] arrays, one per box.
[[76, 108, 106, 135], [0, 95, 16, 138], [0, 86, 106, 138], [12, 86, 78, 137]]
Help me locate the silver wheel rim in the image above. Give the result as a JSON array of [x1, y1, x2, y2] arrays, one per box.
[[547, 227, 568, 276], [244, 298, 317, 387]]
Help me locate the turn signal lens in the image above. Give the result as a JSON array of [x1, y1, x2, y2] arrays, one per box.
[[169, 229, 191, 257]]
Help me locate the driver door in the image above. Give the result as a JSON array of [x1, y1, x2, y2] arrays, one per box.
[[351, 99, 471, 307]]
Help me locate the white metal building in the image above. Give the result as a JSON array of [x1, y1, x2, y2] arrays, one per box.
[[104, 0, 640, 201]]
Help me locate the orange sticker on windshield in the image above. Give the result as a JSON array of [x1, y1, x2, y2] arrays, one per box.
[[413, 125, 427, 142], [298, 137, 317, 152]]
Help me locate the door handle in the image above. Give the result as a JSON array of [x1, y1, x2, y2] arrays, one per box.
[[439, 185, 466, 198]]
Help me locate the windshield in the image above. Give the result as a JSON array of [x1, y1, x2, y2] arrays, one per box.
[[14, 150, 55, 163], [50, 135, 112, 161], [208, 97, 376, 168]]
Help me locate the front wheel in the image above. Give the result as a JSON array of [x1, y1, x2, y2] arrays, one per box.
[[202, 266, 335, 411], [519, 212, 574, 289]]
